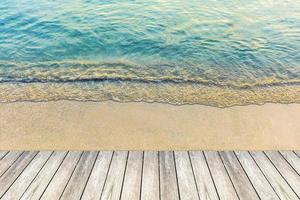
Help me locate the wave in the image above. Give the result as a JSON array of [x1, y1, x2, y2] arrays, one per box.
[[1, 61, 300, 89], [1, 61, 300, 107], [1, 80, 300, 107]]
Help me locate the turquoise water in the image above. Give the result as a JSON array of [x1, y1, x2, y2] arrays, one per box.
[[0, 0, 300, 106]]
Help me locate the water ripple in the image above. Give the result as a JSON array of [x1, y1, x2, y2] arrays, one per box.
[[0, 0, 299, 106]]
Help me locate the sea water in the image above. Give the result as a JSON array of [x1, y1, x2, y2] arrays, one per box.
[[0, 0, 300, 107]]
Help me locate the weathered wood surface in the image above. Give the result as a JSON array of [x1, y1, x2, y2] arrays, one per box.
[[235, 151, 280, 200], [81, 151, 113, 200], [174, 151, 199, 200], [0, 151, 23, 177], [120, 151, 143, 200], [250, 151, 299, 200], [0, 151, 37, 198], [219, 151, 259, 199], [0, 151, 298, 200], [60, 151, 98, 200], [21, 151, 68, 200], [189, 151, 219, 199], [204, 151, 239, 199], [159, 151, 180, 200], [265, 151, 300, 197], [100, 151, 128, 200], [141, 151, 160, 200], [1, 151, 52, 200], [280, 151, 300, 175], [0, 151, 8, 160], [41, 151, 82, 200]]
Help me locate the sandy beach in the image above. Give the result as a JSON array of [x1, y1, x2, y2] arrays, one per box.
[[0, 101, 299, 150]]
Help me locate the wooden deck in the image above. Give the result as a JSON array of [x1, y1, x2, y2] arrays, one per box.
[[0, 151, 299, 199]]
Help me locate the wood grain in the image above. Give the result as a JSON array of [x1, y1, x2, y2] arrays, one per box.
[[250, 151, 298, 200], [81, 151, 113, 200], [174, 151, 199, 200], [280, 151, 300, 175], [121, 151, 143, 200], [0, 151, 295, 200], [100, 151, 128, 200], [0, 151, 23, 177], [265, 151, 300, 197], [0, 151, 37, 198], [235, 151, 280, 200], [141, 151, 159, 200], [219, 151, 259, 199], [189, 151, 219, 200], [159, 151, 180, 200], [0, 151, 8, 160], [2, 151, 52, 200], [20, 151, 68, 200], [41, 151, 82, 200], [204, 151, 239, 200], [60, 151, 98, 200]]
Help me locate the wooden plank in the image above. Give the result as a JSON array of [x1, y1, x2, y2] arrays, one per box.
[[1, 151, 52, 200], [141, 151, 159, 200], [100, 151, 128, 200], [81, 151, 114, 200], [189, 151, 219, 200], [280, 151, 300, 174], [250, 151, 299, 200], [174, 151, 199, 200], [159, 151, 180, 200], [0, 151, 37, 198], [0, 151, 8, 160], [219, 151, 259, 199], [60, 151, 98, 200], [235, 151, 280, 200], [121, 151, 143, 200], [295, 151, 300, 158], [0, 150, 298, 200], [204, 151, 239, 199], [40, 151, 82, 200], [20, 151, 68, 200], [265, 151, 300, 197], [0, 151, 23, 177]]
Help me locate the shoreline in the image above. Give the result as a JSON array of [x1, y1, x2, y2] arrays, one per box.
[[0, 101, 299, 150], [1, 81, 300, 108]]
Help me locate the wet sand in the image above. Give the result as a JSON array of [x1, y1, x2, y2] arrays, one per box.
[[0, 101, 299, 150]]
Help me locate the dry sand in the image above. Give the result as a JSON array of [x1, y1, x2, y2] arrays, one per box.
[[0, 101, 299, 150]]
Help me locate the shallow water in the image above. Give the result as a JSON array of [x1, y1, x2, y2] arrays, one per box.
[[0, 0, 300, 106]]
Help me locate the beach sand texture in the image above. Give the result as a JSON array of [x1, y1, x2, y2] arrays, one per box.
[[0, 101, 299, 150]]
